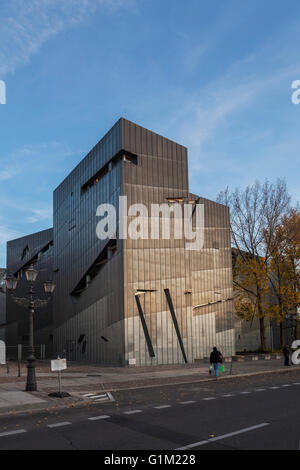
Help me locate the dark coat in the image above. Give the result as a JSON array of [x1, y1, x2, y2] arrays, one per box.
[[210, 349, 222, 364], [283, 346, 290, 357]]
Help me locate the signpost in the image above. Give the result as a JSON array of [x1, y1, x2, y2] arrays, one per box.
[[0, 340, 6, 365], [18, 344, 22, 377], [48, 356, 70, 398]]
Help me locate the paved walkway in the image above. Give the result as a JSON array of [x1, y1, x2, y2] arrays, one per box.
[[0, 357, 298, 415]]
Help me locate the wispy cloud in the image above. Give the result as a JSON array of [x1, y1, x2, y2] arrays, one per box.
[[0, 141, 82, 182], [0, 167, 22, 181], [25, 208, 53, 224], [0, 223, 20, 247], [0, 0, 134, 78]]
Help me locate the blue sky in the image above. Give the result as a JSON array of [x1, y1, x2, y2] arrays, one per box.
[[0, 0, 300, 266]]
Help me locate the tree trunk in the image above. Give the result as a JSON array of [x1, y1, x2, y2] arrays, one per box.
[[280, 322, 284, 347], [259, 317, 266, 351]]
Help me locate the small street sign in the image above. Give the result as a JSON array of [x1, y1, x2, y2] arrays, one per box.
[[49, 356, 70, 398], [51, 358, 67, 372]]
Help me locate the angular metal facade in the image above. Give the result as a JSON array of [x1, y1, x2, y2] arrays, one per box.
[[52, 118, 235, 365], [6, 229, 54, 355], [53, 120, 125, 364], [0, 269, 6, 342], [121, 120, 234, 365]]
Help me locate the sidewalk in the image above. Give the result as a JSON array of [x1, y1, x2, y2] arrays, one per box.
[[0, 358, 298, 416]]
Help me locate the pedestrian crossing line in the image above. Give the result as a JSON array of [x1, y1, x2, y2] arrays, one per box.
[[82, 391, 115, 403], [94, 397, 111, 403], [90, 394, 108, 399]]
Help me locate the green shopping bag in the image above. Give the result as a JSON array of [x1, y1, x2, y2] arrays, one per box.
[[219, 365, 225, 373]]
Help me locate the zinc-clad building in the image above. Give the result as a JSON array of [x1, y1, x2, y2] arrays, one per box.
[[0, 269, 6, 342], [6, 229, 54, 356], [52, 118, 235, 365]]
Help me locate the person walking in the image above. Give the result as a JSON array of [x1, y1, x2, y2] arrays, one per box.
[[283, 344, 290, 366], [210, 346, 223, 377]]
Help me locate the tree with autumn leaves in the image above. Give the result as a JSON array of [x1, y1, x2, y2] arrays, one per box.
[[218, 180, 300, 350], [267, 209, 300, 345]]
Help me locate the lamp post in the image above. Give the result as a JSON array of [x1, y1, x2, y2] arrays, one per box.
[[5, 266, 55, 392]]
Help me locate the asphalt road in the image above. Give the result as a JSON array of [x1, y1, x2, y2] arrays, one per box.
[[0, 370, 299, 450]]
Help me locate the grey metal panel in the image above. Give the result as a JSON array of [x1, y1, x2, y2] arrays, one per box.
[[6, 229, 54, 355], [6, 118, 235, 366]]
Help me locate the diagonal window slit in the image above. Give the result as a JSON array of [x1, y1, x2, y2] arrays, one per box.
[[134, 294, 155, 358], [164, 288, 188, 363]]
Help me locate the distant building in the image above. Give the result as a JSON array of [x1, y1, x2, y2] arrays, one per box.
[[6, 230, 53, 357], [0, 269, 6, 342], [7, 118, 235, 365]]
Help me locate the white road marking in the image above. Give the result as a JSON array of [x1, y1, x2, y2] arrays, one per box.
[[0, 429, 27, 437], [90, 394, 108, 399], [82, 392, 114, 402], [202, 397, 216, 401], [123, 410, 143, 415], [281, 384, 291, 387], [222, 394, 235, 397], [88, 415, 110, 421], [154, 405, 172, 409], [269, 386, 280, 389], [47, 422, 72, 428], [180, 401, 196, 405], [175, 423, 270, 450], [107, 392, 115, 402], [239, 391, 251, 394], [255, 389, 265, 392], [293, 383, 300, 385]]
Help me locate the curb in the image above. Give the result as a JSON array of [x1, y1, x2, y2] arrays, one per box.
[[0, 365, 299, 418], [85, 365, 300, 393]]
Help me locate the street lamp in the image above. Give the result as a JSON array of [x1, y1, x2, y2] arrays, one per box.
[[5, 265, 55, 392], [5, 274, 18, 291], [24, 265, 38, 283]]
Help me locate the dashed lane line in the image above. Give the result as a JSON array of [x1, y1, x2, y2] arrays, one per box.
[[0, 429, 27, 438], [123, 410, 143, 415], [88, 415, 110, 421], [47, 422, 72, 428], [180, 401, 196, 405], [154, 405, 172, 409]]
